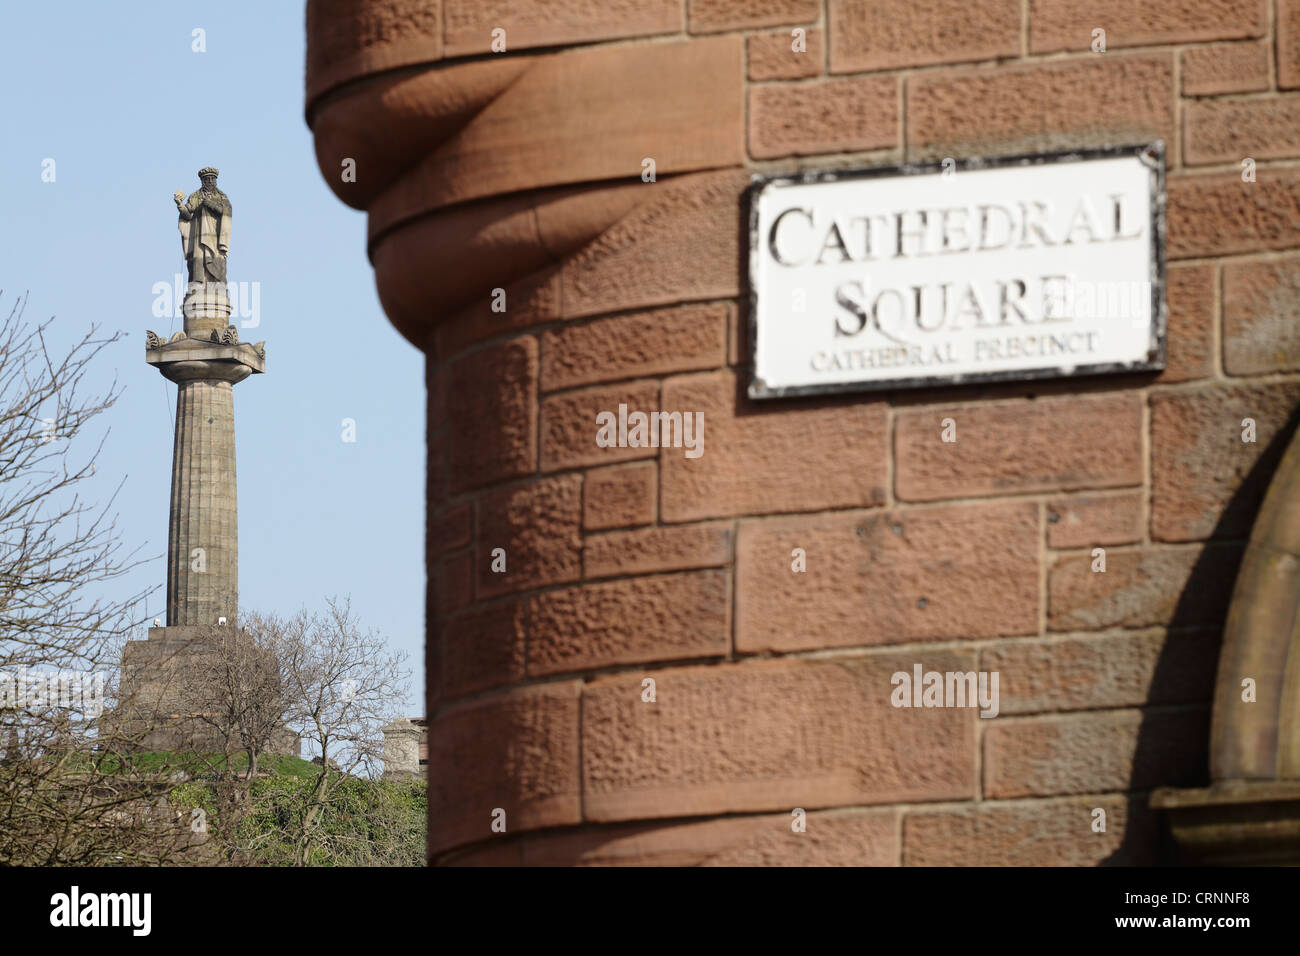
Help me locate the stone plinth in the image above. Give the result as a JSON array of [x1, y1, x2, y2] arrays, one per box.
[[146, 333, 264, 627], [182, 283, 233, 334], [381, 718, 427, 778], [113, 625, 299, 757]]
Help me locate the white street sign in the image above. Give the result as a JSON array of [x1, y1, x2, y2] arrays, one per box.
[[747, 145, 1166, 398]]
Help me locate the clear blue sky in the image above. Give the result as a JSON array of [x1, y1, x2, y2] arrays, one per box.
[[0, 1, 426, 713]]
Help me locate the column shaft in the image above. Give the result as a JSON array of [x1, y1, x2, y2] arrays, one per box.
[[167, 377, 238, 626]]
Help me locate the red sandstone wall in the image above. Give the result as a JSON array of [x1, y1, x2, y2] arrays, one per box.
[[306, 0, 1300, 864]]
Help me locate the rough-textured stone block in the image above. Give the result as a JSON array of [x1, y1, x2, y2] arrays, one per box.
[[907, 54, 1173, 161], [689, 0, 819, 33], [1168, 170, 1300, 259], [728, 302, 746, 366], [476, 475, 583, 598], [441, 598, 526, 699], [981, 629, 1221, 715], [305, 0, 442, 106], [430, 503, 472, 555], [895, 395, 1143, 502], [904, 796, 1157, 865], [1048, 545, 1243, 631], [984, 708, 1210, 797], [427, 426, 447, 509], [443, 0, 682, 56], [447, 337, 537, 492], [1159, 262, 1215, 383], [583, 461, 657, 531], [429, 682, 582, 854], [1187, 96, 1300, 165], [1046, 492, 1143, 549], [829, 0, 1019, 73], [540, 303, 727, 392], [749, 76, 899, 159], [1284, 0, 1300, 88], [748, 28, 823, 81], [522, 809, 898, 865], [581, 655, 977, 821], [736, 503, 1039, 652], [660, 370, 887, 521], [1181, 42, 1270, 95], [1150, 384, 1300, 541], [561, 169, 748, 320], [526, 571, 730, 675], [584, 523, 732, 579], [1029, 0, 1266, 53], [1223, 257, 1300, 375], [540, 379, 660, 471], [436, 551, 473, 619]]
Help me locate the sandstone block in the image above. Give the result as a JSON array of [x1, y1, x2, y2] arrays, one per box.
[[660, 370, 887, 521], [1046, 492, 1143, 549], [895, 394, 1142, 501], [583, 461, 657, 531], [984, 708, 1209, 797], [476, 475, 583, 599], [527, 570, 730, 675], [830, 0, 1019, 73], [447, 337, 537, 492], [749, 76, 899, 159], [907, 54, 1173, 161], [1150, 383, 1300, 540], [581, 655, 977, 821], [736, 502, 1039, 652], [429, 682, 582, 854]]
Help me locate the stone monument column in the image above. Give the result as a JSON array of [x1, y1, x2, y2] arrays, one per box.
[[147, 167, 265, 627], [109, 166, 283, 754]]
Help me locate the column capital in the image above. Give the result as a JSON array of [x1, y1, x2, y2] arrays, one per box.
[[145, 330, 266, 383]]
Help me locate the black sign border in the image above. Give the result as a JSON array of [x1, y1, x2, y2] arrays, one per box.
[[745, 142, 1168, 400]]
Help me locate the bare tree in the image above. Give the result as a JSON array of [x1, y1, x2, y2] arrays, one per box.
[[169, 599, 413, 865], [0, 294, 416, 865], [153, 624, 292, 862], [271, 598, 409, 864], [0, 291, 195, 865]]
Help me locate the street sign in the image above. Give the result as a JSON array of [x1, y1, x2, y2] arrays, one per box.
[[747, 144, 1166, 398]]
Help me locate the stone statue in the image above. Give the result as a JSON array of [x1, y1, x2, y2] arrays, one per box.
[[174, 167, 231, 287]]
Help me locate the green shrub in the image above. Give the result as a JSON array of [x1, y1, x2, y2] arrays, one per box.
[[165, 756, 425, 866]]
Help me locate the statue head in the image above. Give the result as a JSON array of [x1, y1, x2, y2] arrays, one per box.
[[198, 167, 219, 190]]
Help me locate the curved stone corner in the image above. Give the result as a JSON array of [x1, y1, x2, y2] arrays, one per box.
[[306, 23, 744, 347]]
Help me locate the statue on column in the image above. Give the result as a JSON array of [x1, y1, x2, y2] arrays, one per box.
[[148, 164, 261, 358], [172, 167, 234, 330], [174, 167, 231, 286]]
